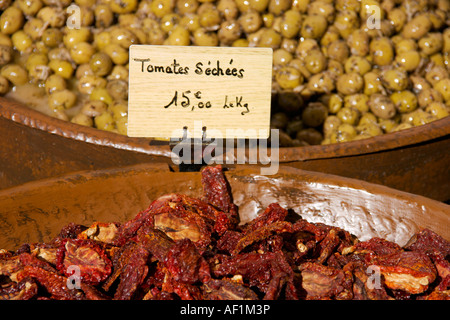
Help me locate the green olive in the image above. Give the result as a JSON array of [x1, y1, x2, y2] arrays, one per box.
[[279, 10, 302, 39], [276, 66, 303, 90], [110, 0, 138, 14], [334, 10, 358, 39], [301, 14, 328, 40], [77, 74, 107, 95], [330, 123, 357, 143], [394, 50, 421, 72], [45, 74, 66, 95], [402, 13, 432, 40], [42, 28, 63, 48], [94, 4, 114, 28], [368, 93, 396, 119], [193, 28, 219, 46], [347, 29, 369, 56], [103, 44, 129, 65], [70, 42, 96, 65], [0, 7, 24, 35], [307, 71, 335, 93], [418, 33, 444, 56], [165, 26, 191, 46], [417, 88, 443, 108], [115, 116, 128, 135], [337, 106, 360, 125], [356, 122, 382, 137], [71, 113, 94, 127], [106, 79, 128, 101], [304, 49, 327, 74], [48, 89, 77, 110], [358, 112, 377, 125], [48, 59, 74, 79], [336, 72, 363, 95], [323, 115, 342, 138], [411, 109, 438, 126], [434, 78, 450, 102], [81, 100, 108, 117], [1, 64, 28, 85], [370, 37, 394, 66], [390, 90, 418, 113], [425, 102, 449, 119], [343, 93, 369, 113], [94, 111, 115, 131], [344, 56, 371, 75], [90, 87, 113, 105], [381, 69, 409, 91], [90, 52, 113, 77], [327, 93, 343, 114]]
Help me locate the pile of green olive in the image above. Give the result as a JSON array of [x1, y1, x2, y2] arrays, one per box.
[[0, 0, 449, 146]]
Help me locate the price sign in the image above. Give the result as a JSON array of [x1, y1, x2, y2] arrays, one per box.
[[127, 45, 273, 139]]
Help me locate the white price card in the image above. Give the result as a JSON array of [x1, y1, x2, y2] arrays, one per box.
[[127, 45, 273, 139]]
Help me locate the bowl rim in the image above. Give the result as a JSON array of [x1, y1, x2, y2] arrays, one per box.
[[1, 96, 449, 162]]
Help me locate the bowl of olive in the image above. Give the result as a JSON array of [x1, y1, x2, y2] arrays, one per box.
[[0, 0, 449, 200]]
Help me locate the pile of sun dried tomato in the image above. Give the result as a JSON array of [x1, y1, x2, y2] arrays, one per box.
[[1, 165, 449, 300]]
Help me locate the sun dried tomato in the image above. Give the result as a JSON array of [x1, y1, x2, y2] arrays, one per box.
[[114, 243, 150, 300], [56, 239, 112, 286], [0, 277, 38, 300], [368, 251, 437, 294], [164, 238, 210, 284], [404, 228, 450, 256], [17, 266, 84, 300], [201, 165, 238, 225]]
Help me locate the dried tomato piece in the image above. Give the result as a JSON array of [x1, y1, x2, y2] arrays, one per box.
[[114, 243, 150, 300], [428, 250, 450, 291], [19, 252, 57, 273], [202, 279, 259, 300], [243, 203, 288, 234], [103, 241, 137, 292], [164, 238, 210, 284], [344, 262, 392, 300], [0, 277, 38, 300], [137, 225, 174, 261], [201, 165, 238, 226], [78, 222, 120, 244], [299, 262, 347, 300], [232, 221, 293, 255], [56, 239, 112, 286], [369, 251, 437, 294], [292, 219, 328, 241], [354, 237, 403, 256], [214, 251, 297, 299], [404, 228, 450, 256], [418, 290, 450, 300], [16, 266, 84, 300]]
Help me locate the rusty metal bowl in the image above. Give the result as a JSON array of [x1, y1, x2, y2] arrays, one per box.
[[0, 163, 448, 251], [1, 97, 449, 200]]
